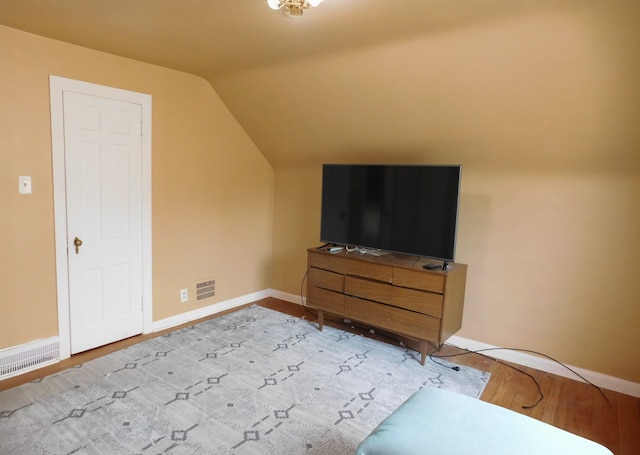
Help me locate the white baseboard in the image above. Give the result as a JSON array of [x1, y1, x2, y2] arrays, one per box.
[[448, 335, 640, 398], [7, 288, 634, 398], [151, 289, 272, 333], [268, 289, 304, 306], [266, 291, 639, 397], [2, 289, 287, 382]]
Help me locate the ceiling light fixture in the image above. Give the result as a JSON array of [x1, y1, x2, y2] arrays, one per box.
[[267, 0, 324, 16]]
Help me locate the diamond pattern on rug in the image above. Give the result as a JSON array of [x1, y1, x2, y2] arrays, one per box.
[[0, 305, 490, 454]]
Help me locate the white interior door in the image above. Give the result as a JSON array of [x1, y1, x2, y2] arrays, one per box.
[[63, 91, 144, 354]]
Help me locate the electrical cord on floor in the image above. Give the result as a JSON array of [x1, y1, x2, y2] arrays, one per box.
[[429, 349, 543, 408], [300, 264, 606, 409], [430, 345, 611, 410], [428, 354, 461, 371]]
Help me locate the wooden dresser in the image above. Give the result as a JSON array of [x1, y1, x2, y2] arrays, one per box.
[[306, 247, 467, 364]]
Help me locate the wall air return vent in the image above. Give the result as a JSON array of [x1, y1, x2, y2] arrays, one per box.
[[195, 278, 216, 303]]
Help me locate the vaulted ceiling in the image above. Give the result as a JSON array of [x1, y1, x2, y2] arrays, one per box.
[[0, 0, 565, 79], [1, 0, 636, 169]]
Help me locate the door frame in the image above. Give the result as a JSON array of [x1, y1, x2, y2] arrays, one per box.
[[50, 75, 153, 359]]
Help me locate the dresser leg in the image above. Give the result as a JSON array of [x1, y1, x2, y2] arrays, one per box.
[[420, 340, 428, 365], [317, 310, 324, 331]]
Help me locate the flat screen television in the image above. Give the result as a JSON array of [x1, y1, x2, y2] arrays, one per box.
[[320, 164, 462, 262]]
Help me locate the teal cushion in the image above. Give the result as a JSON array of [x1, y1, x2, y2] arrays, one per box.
[[355, 387, 612, 455]]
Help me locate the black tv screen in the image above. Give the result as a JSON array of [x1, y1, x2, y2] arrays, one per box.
[[320, 164, 462, 262]]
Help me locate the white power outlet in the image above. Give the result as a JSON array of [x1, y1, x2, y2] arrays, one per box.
[[180, 288, 188, 303]]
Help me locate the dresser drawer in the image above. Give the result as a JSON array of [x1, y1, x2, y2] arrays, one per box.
[[308, 267, 345, 293], [346, 259, 393, 283], [388, 307, 440, 341], [345, 276, 392, 305], [344, 296, 390, 328], [307, 286, 344, 314], [307, 247, 467, 357], [309, 250, 348, 274], [391, 286, 443, 318], [393, 267, 444, 293]]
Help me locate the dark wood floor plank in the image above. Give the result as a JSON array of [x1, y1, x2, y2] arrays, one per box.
[[617, 392, 640, 455]]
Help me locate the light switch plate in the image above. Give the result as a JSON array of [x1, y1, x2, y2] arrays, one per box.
[[19, 176, 32, 194]]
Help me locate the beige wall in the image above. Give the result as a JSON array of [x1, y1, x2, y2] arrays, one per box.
[[2, 0, 639, 386], [273, 168, 640, 383], [0, 26, 274, 347], [261, 6, 640, 383]]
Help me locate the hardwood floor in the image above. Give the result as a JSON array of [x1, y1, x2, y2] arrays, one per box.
[[2, 298, 638, 455]]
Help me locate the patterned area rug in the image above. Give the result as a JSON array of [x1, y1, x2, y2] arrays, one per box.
[[0, 305, 490, 454]]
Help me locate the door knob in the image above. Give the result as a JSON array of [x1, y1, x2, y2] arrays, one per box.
[[73, 236, 83, 254]]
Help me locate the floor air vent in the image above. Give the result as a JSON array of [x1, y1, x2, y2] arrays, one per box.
[[195, 278, 216, 303], [0, 337, 60, 380]]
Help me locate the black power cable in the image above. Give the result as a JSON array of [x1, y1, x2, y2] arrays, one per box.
[[430, 351, 543, 409], [300, 270, 308, 307], [298, 261, 610, 410], [430, 345, 611, 410]]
